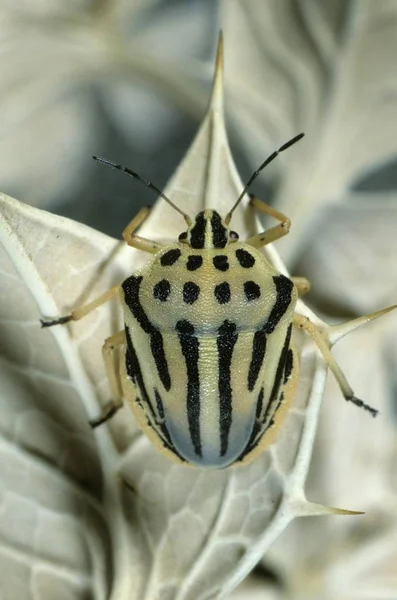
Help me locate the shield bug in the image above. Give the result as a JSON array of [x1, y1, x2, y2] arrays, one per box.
[[41, 134, 395, 468]]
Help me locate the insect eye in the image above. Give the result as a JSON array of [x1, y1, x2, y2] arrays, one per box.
[[230, 231, 239, 241], [178, 232, 188, 242]]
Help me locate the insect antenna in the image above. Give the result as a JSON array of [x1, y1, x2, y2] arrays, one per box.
[[93, 156, 192, 225], [225, 132, 304, 224]]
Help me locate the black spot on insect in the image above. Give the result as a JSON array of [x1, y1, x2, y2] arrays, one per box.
[[125, 328, 154, 412], [236, 248, 255, 268], [125, 329, 185, 459], [175, 320, 201, 457], [187, 255, 203, 271], [256, 387, 264, 418], [123, 276, 154, 335], [123, 276, 171, 390], [150, 332, 171, 391], [214, 282, 231, 304], [161, 248, 181, 266], [264, 276, 294, 334], [274, 391, 285, 416], [241, 328, 292, 460], [237, 387, 265, 461], [213, 255, 229, 271], [178, 232, 188, 241], [217, 320, 238, 456], [153, 279, 171, 302], [154, 388, 182, 452], [190, 212, 206, 249], [248, 386, 281, 455], [244, 281, 261, 301], [154, 388, 165, 420], [268, 325, 292, 406], [260, 390, 277, 428], [248, 331, 267, 391], [284, 348, 293, 384], [210, 211, 227, 248], [183, 281, 200, 304], [175, 319, 194, 336]]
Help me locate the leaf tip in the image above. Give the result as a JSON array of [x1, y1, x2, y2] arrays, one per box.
[[216, 30, 224, 71], [209, 31, 225, 113], [301, 501, 365, 517], [329, 303, 397, 346]]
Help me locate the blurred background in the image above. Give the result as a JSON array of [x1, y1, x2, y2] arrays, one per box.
[[2, 1, 397, 599], [1, 0, 219, 237]]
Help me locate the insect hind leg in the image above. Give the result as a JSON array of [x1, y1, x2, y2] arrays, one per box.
[[90, 329, 126, 428], [293, 314, 378, 416]]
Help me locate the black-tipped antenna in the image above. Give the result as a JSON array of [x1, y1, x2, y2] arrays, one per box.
[[225, 133, 304, 224], [93, 156, 192, 225]]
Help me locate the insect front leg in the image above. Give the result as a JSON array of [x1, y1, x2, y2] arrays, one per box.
[[41, 285, 120, 327], [90, 329, 126, 428], [293, 314, 378, 416], [122, 206, 164, 254], [246, 194, 291, 248]]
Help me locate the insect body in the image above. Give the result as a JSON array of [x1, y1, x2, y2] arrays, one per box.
[[42, 133, 388, 468], [120, 211, 298, 467]]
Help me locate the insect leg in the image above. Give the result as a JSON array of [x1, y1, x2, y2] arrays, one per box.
[[291, 277, 311, 296], [41, 285, 120, 327], [246, 194, 291, 248], [122, 206, 164, 254], [90, 329, 126, 428], [293, 314, 378, 416]]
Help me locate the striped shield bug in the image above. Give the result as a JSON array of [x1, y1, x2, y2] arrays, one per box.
[[41, 133, 394, 468]]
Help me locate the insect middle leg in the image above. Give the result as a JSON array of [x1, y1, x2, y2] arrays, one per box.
[[291, 277, 311, 296], [246, 194, 291, 248], [90, 329, 126, 428]]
